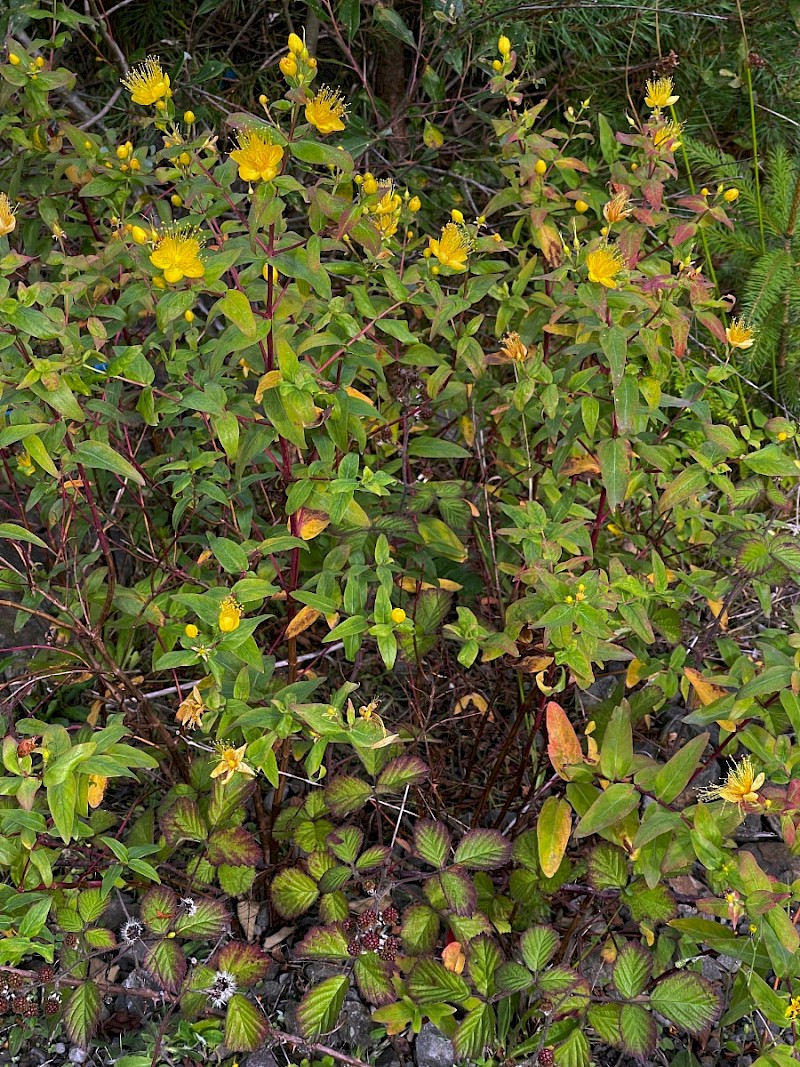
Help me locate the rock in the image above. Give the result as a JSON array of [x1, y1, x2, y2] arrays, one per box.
[[415, 1022, 455, 1067], [68, 1051, 88, 1065], [244, 1052, 279, 1067], [338, 1000, 374, 1049], [700, 956, 723, 982]]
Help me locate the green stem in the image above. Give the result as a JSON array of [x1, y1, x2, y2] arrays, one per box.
[[744, 64, 766, 257]]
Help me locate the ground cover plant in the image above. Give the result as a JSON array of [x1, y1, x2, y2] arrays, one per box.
[[0, 5, 799, 1067]]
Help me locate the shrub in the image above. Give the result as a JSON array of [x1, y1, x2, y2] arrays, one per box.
[[0, 13, 799, 1067]]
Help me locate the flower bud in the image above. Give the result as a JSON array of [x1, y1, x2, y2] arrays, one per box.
[[408, 195, 421, 212], [451, 208, 464, 223], [129, 158, 140, 171], [363, 176, 378, 195], [535, 159, 547, 175], [288, 32, 303, 54], [171, 194, 182, 207], [391, 607, 406, 624], [35, 56, 45, 69], [130, 225, 149, 245], [575, 200, 589, 213], [259, 94, 268, 105], [184, 309, 194, 323], [8, 54, 20, 66], [724, 187, 739, 202], [492, 59, 502, 71], [279, 54, 297, 78], [185, 624, 199, 638], [183, 110, 195, 123], [116, 143, 130, 159], [178, 151, 191, 165], [498, 35, 511, 56]]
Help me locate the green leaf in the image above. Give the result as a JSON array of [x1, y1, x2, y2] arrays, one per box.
[[613, 944, 652, 998], [599, 704, 633, 780], [620, 1004, 657, 1058], [214, 941, 270, 987], [209, 536, 249, 573], [219, 288, 256, 339], [574, 783, 638, 838], [601, 325, 627, 387], [296, 976, 349, 1039], [224, 993, 269, 1051], [64, 980, 101, 1047], [376, 756, 428, 794], [408, 959, 470, 1004], [212, 410, 239, 461], [174, 898, 229, 937], [453, 828, 511, 870], [160, 797, 207, 846], [520, 925, 559, 971], [401, 903, 440, 954], [72, 440, 145, 485], [25, 434, 59, 476], [650, 973, 720, 1035], [324, 775, 372, 817], [140, 886, 178, 934], [0, 523, 48, 550], [537, 796, 571, 878], [354, 951, 394, 1005], [657, 466, 707, 514], [467, 936, 502, 997], [653, 732, 709, 804], [454, 1002, 495, 1061], [155, 289, 195, 330], [407, 437, 471, 459], [271, 867, 319, 919], [144, 939, 186, 992], [597, 438, 630, 511], [438, 869, 477, 915], [373, 3, 416, 46], [218, 865, 257, 897], [47, 774, 77, 842], [743, 444, 800, 477], [414, 820, 451, 868], [587, 844, 629, 889], [297, 925, 352, 960]]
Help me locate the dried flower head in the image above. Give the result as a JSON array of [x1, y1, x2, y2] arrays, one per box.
[[698, 755, 764, 806], [725, 317, 755, 350], [179, 897, 198, 916], [149, 226, 205, 284], [585, 244, 625, 288], [644, 76, 678, 112], [305, 86, 347, 135], [211, 742, 255, 785], [500, 332, 528, 363], [428, 223, 473, 272], [602, 191, 631, 224], [120, 919, 144, 945], [208, 970, 237, 1008], [0, 193, 17, 237], [176, 687, 205, 729], [229, 128, 284, 183], [122, 56, 171, 106]]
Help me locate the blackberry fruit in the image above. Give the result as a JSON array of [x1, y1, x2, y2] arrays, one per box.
[[22, 1000, 38, 1019], [37, 966, 55, 983], [357, 909, 378, 931], [63, 933, 79, 949], [0, 996, 9, 1014], [538, 1049, 555, 1067], [379, 938, 399, 962], [11, 995, 27, 1014], [362, 931, 381, 952], [45, 995, 61, 1015], [346, 938, 362, 957], [342, 918, 357, 936], [6, 973, 23, 990], [382, 906, 399, 926]]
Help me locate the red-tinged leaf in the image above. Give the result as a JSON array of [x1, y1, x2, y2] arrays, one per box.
[[376, 756, 428, 794], [453, 828, 511, 871], [520, 925, 559, 971], [697, 311, 728, 345], [613, 943, 652, 998], [140, 886, 178, 934], [145, 939, 186, 992], [537, 796, 571, 878], [296, 925, 352, 960], [271, 867, 319, 919], [641, 179, 663, 210], [453, 1001, 496, 1061], [213, 941, 270, 986], [650, 973, 721, 1035], [672, 222, 696, 246], [207, 827, 262, 867], [326, 825, 363, 864], [546, 701, 583, 780], [401, 903, 440, 954], [161, 797, 207, 846], [324, 774, 372, 817], [621, 1003, 657, 1060], [296, 976, 349, 1039], [438, 869, 478, 916], [676, 195, 711, 212], [414, 820, 451, 868], [174, 898, 229, 937], [355, 844, 390, 870], [224, 993, 269, 1052], [555, 156, 590, 172], [64, 980, 101, 1047], [354, 951, 394, 1005]]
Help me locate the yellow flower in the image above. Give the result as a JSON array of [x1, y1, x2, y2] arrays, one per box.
[[535, 160, 547, 176], [184, 623, 199, 638], [87, 774, 108, 808], [305, 86, 347, 135], [787, 997, 800, 1021], [653, 120, 683, 150], [451, 208, 464, 223], [211, 743, 255, 784], [724, 187, 739, 202], [390, 607, 406, 624], [575, 199, 589, 214], [279, 54, 297, 78], [184, 110, 195, 123], [408, 195, 421, 212], [725, 317, 755, 350], [176, 686, 205, 729], [498, 35, 511, 57], [428, 222, 473, 272], [229, 129, 284, 183], [644, 76, 678, 111], [363, 175, 378, 196], [0, 192, 17, 236], [149, 226, 205, 284], [218, 595, 243, 633], [698, 755, 764, 806], [122, 56, 171, 106], [288, 32, 304, 55], [602, 191, 631, 224], [585, 244, 625, 288], [8, 54, 20, 66], [130, 224, 149, 245]]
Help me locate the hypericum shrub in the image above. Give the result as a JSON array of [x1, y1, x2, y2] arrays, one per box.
[[0, 11, 799, 1066]]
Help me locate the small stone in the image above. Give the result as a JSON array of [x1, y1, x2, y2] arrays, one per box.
[[415, 1022, 455, 1067], [68, 1049, 88, 1064]]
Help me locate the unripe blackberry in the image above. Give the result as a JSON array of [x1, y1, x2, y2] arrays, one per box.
[[361, 879, 377, 894], [11, 995, 27, 1014], [357, 909, 378, 931], [45, 995, 61, 1015], [63, 933, 79, 949], [0, 996, 9, 1014], [37, 966, 55, 983], [382, 906, 399, 926], [22, 1000, 38, 1018], [6, 973, 23, 990], [362, 931, 381, 951], [538, 1049, 555, 1066], [379, 937, 399, 962], [346, 938, 362, 957], [342, 918, 357, 935]]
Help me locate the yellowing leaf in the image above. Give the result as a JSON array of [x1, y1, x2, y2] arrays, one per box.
[[460, 414, 475, 448], [437, 578, 463, 592], [345, 386, 377, 408], [286, 605, 321, 639], [442, 941, 466, 974], [626, 659, 647, 688], [254, 370, 282, 403], [706, 598, 729, 631], [560, 454, 601, 477], [292, 508, 330, 540], [518, 655, 554, 674], [87, 775, 107, 808], [683, 666, 731, 707], [546, 701, 583, 780], [537, 795, 571, 878], [454, 692, 489, 716]]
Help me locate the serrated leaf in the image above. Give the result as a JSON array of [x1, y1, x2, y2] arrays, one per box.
[[627, 882, 676, 922], [214, 941, 270, 986], [613, 944, 652, 998], [354, 951, 394, 1005], [587, 844, 629, 889], [575, 783, 638, 838], [271, 867, 319, 919], [650, 973, 720, 1035], [145, 939, 186, 992], [324, 775, 372, 817], [496, 961, 533, 994], [296, 976, 349, 1039], [453, 828, 511, 870], [408, 959, 470, 1004], [467, 936, 502, 997], [224, 993, 269, 1051], [401, 904, 440, 954], [140, 886, 178, 934], [438, 869, 477, 916], [160, 797, 207, 846], [588, 1003, 623, 1046], [297, 925, 352, 960], [207, 827, 261, 867], [218, 864, 257, 897], [64, 980, 101, 1047], [174, 898, 229, 937], [537, 796, 571, 878], [376, 756, 428, 794], [414, 820, 451, 868], [355, 844, 390, 870], [520, 925, 559, 971], [454, 1002, 495, 1061], [326, 825, 363, 864]]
